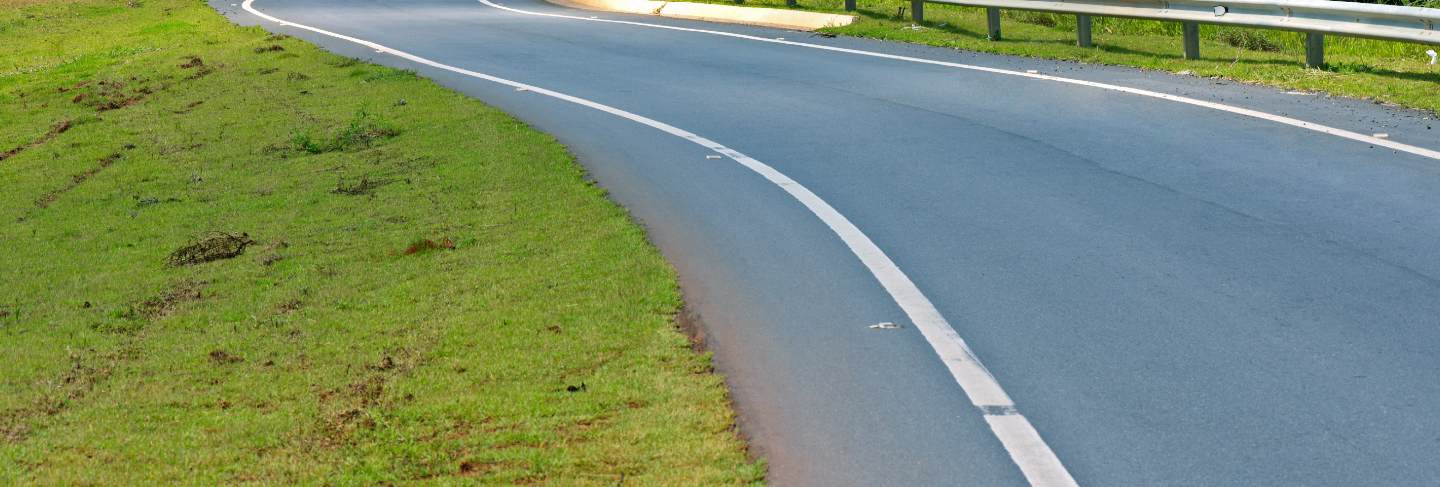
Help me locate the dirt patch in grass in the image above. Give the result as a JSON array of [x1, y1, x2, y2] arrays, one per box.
[[179, 55, 214, 79], [209, 349, 244, 365], [1, 348, 126, 443], [255, 240, 288, 266], [71, 79, 154, 112], [276, 299, 302, 313], [173, 100, 204, 114], [253, 44, 285, 53], [1, 119, 73, 163], [315, 366, 405, 446], [30, 151, 120, 212], [332, 175, 393, 196], [166, 232, 254, 266], [403, 237, 455, 255], [125, 280, 206, 320]]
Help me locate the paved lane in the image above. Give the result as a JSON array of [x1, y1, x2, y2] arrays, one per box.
[[218, 1, 1440, 484]]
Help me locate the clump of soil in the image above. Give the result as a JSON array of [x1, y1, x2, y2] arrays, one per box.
[[332, 175, 391, 196], [173, 100, 204, 114], [178, 56, 214, 79], [370, 355, 397, 371], [167, 232, 255, 266], [458, 461, 494, 476], [73, 79, 153, 112], [253, 44, 285, 53], [124, 280, 206, 320], [1, 119, 73, 163], [276, 299, 302, 313], [403, 237, 455, 255], [255, 239, 288, 266], [209, 350, 244, 365], [134, 196, 180, 209]]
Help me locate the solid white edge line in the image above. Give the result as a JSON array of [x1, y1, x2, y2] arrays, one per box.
[[482, 0, 1440, 162], [239, 1, 1077, 485]]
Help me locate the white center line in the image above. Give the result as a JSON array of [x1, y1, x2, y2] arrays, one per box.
[[240, 1, 1076, 484]]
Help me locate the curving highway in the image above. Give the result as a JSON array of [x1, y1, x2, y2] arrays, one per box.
[[218, 0, 1440, 484]]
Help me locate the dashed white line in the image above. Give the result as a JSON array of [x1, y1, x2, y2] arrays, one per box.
[[240, 0, 1076, 484], [479, 0, 1440, 162]]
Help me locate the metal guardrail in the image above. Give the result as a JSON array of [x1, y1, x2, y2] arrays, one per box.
[[833, 0, 1440, 67]]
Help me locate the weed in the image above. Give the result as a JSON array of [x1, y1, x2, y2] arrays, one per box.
[[327, 57, 361, 68], [291, 109, 400, 154], [363, 68, 417, 82], [1217, 29, 1281, 52]]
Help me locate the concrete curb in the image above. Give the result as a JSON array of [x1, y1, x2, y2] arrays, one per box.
[[545, 0, 854, 30]]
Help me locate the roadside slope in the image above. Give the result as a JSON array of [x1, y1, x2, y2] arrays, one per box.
[[0, 0, 761, 483]]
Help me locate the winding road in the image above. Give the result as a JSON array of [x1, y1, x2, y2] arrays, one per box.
[[218, 0, 1440, 484]]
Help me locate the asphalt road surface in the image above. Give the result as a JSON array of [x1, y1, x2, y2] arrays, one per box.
[[219, 1, 1440, 484]]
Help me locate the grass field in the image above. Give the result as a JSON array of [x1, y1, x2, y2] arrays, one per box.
[[705, 0, 1440, 114], [0, 0, 762, 483]]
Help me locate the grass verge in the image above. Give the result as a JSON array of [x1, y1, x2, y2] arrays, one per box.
[[702, 0, 1440, 114], [0, 0, 762, 483]]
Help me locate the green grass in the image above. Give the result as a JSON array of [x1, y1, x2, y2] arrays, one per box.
[[711, 0, 1440, 114], [0, 0, 762, 484]]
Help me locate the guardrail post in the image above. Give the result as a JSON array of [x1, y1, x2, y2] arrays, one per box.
[[912, 0, 924, 21], [844, 0, 855, 11], [786, 0, 796, 6], [1305, 32, 1325, 68], [1076, 14, 1092, 47], [987, 8, 1002, 40], [1182, 22, 1200, 59]]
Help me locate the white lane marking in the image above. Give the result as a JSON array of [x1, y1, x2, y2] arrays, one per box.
[[240, 1, 1078, 484], [479, 0, 1440, 162]]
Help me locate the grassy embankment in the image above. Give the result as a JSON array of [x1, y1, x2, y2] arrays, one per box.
[[710, 0, 1440, 114], [0, 0, 762, 483]]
